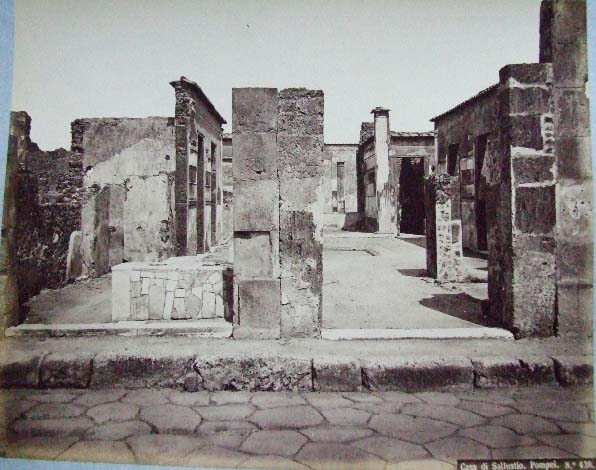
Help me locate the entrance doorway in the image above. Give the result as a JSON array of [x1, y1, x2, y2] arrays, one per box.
[[398, 157, 425, 235]]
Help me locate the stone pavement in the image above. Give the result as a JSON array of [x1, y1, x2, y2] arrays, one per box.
[[1, 386, 595, 469]]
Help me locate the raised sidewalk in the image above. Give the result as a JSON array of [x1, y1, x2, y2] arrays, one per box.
[[0, 335, 592, 392]]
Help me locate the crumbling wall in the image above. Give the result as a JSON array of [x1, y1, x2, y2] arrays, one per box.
[[321, 144, 358, 228], [278, 88, 325, 338], [425, 174, 464, 282], [540, 0, 593, 336], [2, 112, 83, 309], [432, 87, 499, 250], [487, 63, 556, 338], [72, 117, 176, 276]]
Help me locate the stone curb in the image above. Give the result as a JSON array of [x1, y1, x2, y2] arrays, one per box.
[[0, 352, 592, 391]]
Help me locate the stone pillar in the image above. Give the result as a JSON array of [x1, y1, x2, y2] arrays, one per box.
[[487, 63, 557, 338], [232, 88, 281, 339], [372, 107, 397, 234], [278, 88, 325, 338], [540, 0, 593, 336], [424, 174, 465, 282]]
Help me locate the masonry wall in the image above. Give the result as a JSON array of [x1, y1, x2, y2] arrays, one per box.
[[72, 117, 176, 277], [171, 80, 225, 255], [433, 87, 499, 251], [221, 135, 233, 241], [540, 0, 593, 336], [2, 112, 83, 309], [486, 63, 557, 338], [278, 88, 325, 338], [321, 144, 357, 229]]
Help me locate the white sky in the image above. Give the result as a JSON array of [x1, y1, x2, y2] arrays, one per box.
[[12, 0, 541, 151]]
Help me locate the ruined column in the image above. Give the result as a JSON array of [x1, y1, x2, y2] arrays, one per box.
[[232, 88, 281, 339], [278, 89, 325, 338], [425, 174, 465, 282], [487, 63, 557, 337], [540, 0, 593, 336], [371, 107, 397, 234]]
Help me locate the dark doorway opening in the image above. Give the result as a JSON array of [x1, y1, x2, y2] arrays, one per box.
[[447, 143, 459, 176], [399, 157, 425, 235], [475, 134, 488, 251]]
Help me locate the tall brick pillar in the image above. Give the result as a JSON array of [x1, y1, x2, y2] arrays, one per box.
[[278, 89, 325, 338], [540, 0, 593, 336], [488, 63, 557, 337], [372, 107, 397, 235], [232, 88, 281, 339]]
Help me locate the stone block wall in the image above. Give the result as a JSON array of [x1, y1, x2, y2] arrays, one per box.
[[487, 63, 557, 338], [540, 0, 593, 336], [425, 174, 464, 282], [3, 112, 83, 309], [112, 261, 228, 321], [232, 87, 325, 339]]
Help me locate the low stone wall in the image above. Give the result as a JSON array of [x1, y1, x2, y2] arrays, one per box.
[[112, 258, 231, 322]]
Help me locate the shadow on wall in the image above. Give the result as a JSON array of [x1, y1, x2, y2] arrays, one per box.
[[398, 235, 426, 249], [341, 212, 363, 231], [419, 292, 497, 327]]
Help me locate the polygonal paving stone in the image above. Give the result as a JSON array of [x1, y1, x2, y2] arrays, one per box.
[[558, 422, 596, 436], [401, 403, 484, 427], [196, 404, 255, 421], [369, 414, 457, 445], [12, 417, 95, 437], [25, 403, 85, 419], [211, 391, 253, 405], [5, 436, 80, 460], [351, 402, 404, 414], [198, 420, 257, 434], [168, 391, 210, 406], [296, 442, 385, 470], [513, 401, 590, 422], [204, 429, 253, 450], [241, 430, 307, 456], [353, 436, 428, 462], [386, 460, 455, 470], [342, 392, 383, 404], [122, 389, 169, 406], [3, 400, 38, 421], [239, 454, 311, 469], [301, 426, 374, 443], [127, 434, 203, 465], [426, 436, 491, 462], [30, 392, 77, 404], [58, 440, 135, 464], [72, 390, 127, 407], [85, 420, 151, 441], [250, 406, 324, 429], [456, 391, 516, 406], [251, 392, 306, 408], [457, 400, 515, 418], [87, 402, 139, 424], [414, 392, 460, 406], [492, 414, 560, 435], [303, 393, 353, 408], [321, 407, 371, 426], [536, 434, 596, 457], [183, 444, 249, 468], [376, 391, 421, 404], [140, 404, 202, 434], [492, 445, 576, 459], [458, 425, 536, 448]]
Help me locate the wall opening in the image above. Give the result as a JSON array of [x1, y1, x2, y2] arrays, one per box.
[[447, 143, 459, 176], [474, 134, 488, 251], [398, 157, 425, 235]]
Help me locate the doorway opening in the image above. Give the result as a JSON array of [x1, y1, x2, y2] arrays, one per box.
[[398, 157, 425, 235]]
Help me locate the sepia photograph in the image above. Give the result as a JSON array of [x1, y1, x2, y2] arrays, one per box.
[[0, 0, 594, 469]]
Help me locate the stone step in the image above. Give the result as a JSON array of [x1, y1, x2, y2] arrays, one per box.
[[5, 320, 233, 339], [322, 328, 513, 340]]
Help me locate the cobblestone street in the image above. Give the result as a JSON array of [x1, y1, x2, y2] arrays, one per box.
[[2, 386, 595, 469]]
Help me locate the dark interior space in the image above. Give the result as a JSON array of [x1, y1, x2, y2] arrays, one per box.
[[475, 134, 488, 251], [399, 157, 425, 234]]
